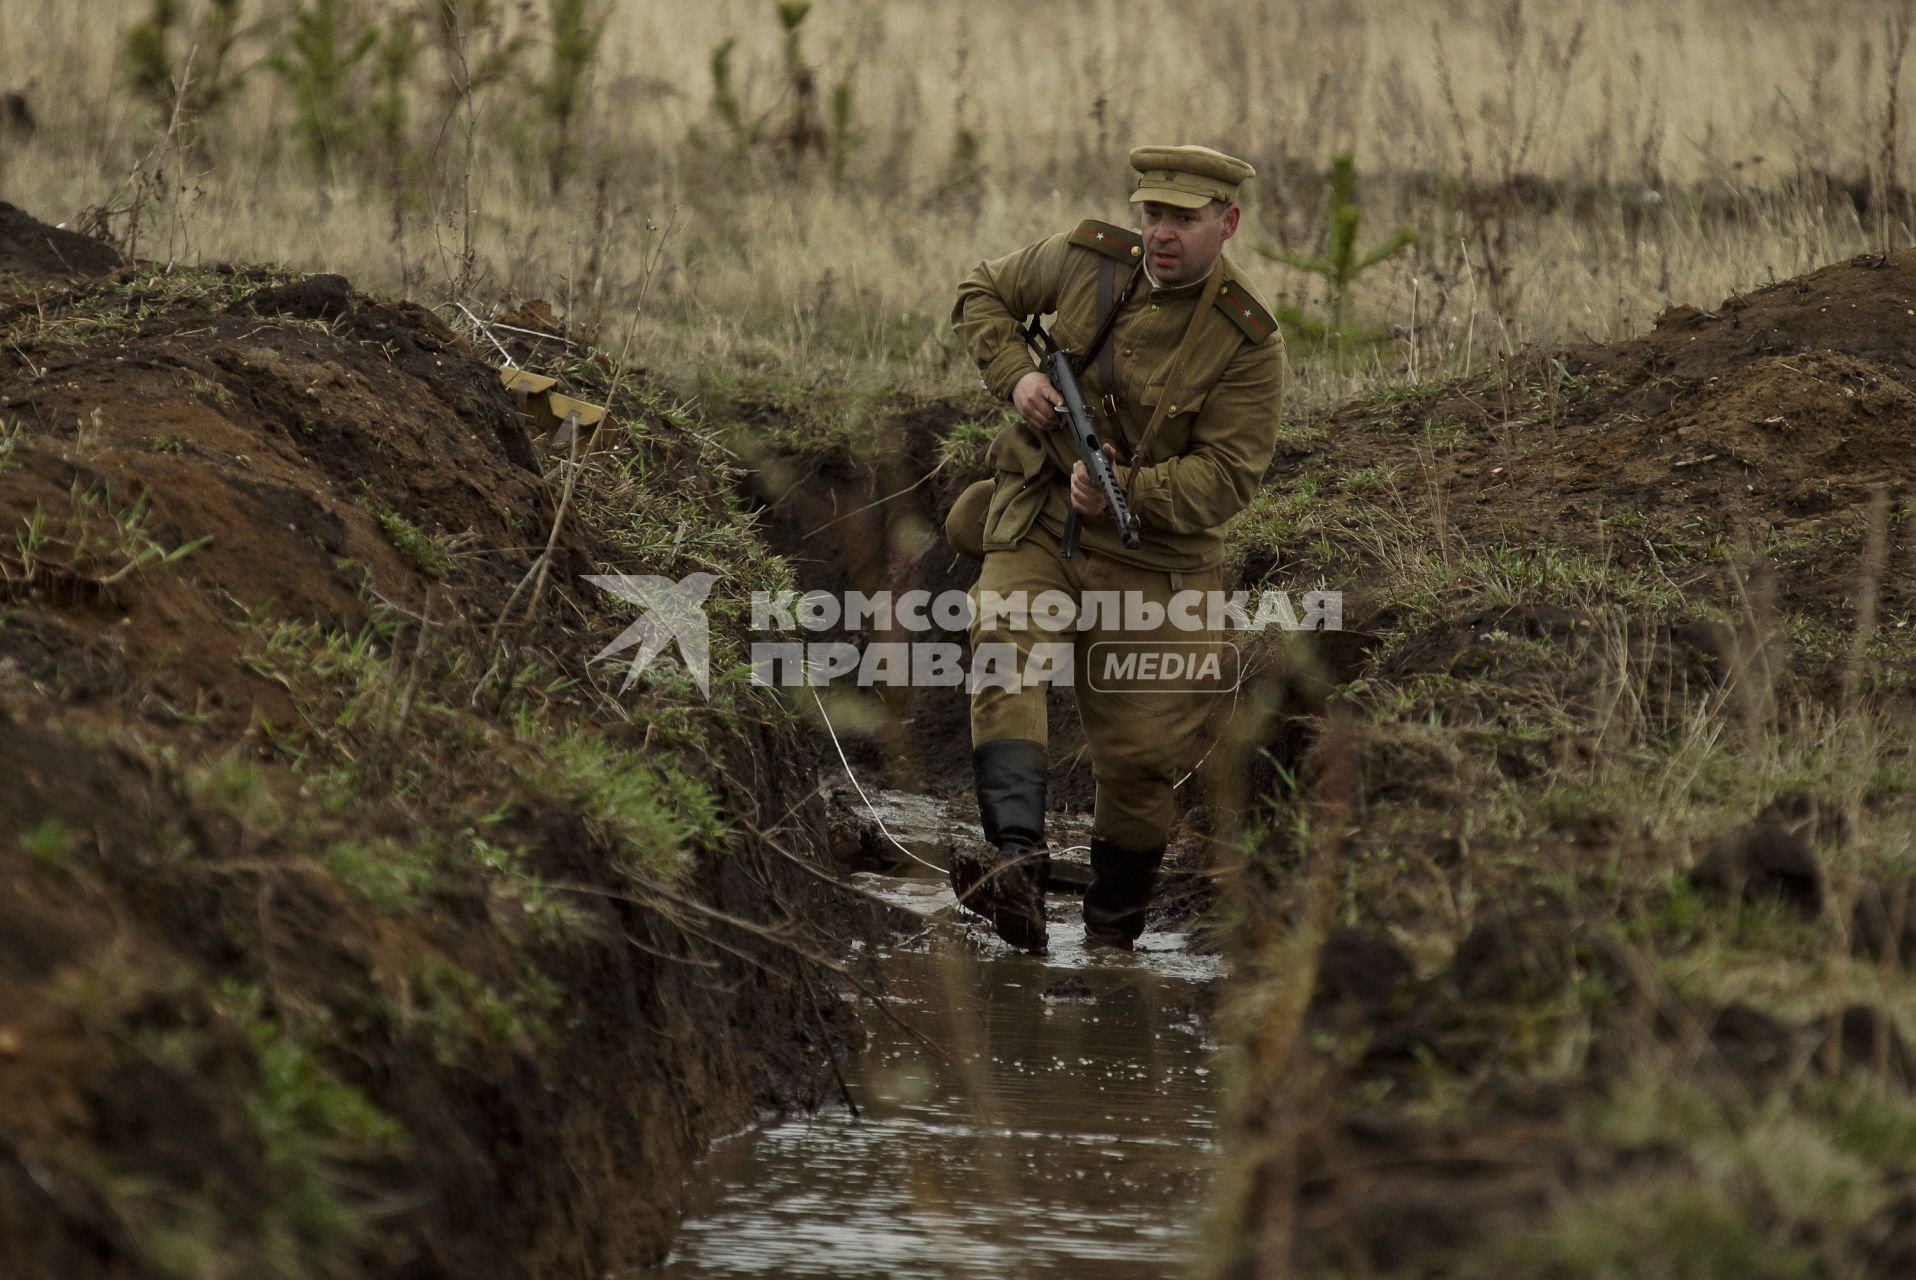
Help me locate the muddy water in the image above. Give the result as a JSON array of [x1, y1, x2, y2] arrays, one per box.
[[648, 790, 1223, 1279]]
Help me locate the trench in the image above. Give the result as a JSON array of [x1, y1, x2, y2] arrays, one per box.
[[647, 789, 1224, 1279]]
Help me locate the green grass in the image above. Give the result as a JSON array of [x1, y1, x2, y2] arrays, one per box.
[[321, 835, 437, 914], [220, 981, 405, 1274], [1471, 1178, 1827, 1280], [373, 508, 449, 578], [404, 953, 564, 1067], [176, 370, 236, 408], [184, 755, 280, 826], [19, 815, 78, 869], [516, 720, 725, 881], [935, 411, 1011, 472], [12, 266, 273, 350], [1511, 1076, 1895, 1280], [1224, 476, 1327, 577], [6, 483, 215, 586], [471, 836, 601, 943], [75, 975, 408, 1280]]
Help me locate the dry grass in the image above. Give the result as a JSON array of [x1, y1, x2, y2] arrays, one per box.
[[9, 0, 1907, 184], [1, 0, 1910, 412]]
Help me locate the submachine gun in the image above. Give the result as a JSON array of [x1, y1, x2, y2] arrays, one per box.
[[1018, 316, 1141, 558]]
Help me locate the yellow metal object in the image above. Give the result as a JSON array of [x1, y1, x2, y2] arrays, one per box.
[[545, 393, 607, 451], [499, 368, 558, 396], [494, 364, 612, 450], [545, 392, 605, 428]]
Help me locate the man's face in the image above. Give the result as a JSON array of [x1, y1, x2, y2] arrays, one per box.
[[1137, 200, 1240, 288]]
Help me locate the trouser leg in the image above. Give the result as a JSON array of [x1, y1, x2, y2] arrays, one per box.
[[1072, 559, 1225, 945], [967, 537, 1077, 748], [954, 738, 1049, 950], [957, 539, 1079, 952]]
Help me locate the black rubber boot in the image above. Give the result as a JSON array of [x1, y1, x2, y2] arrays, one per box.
[[950, 739, 1049, 953], [1082, 837, 1165, 950]]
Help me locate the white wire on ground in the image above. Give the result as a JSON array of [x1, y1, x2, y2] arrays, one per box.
[[1171, 659, 1253, 790], [810, 687, 947, 874], [453, 303, 517, 366]]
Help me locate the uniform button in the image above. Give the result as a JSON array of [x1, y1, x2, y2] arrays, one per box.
[[1124, 347, 1135, 356]]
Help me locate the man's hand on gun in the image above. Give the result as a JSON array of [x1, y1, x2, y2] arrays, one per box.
[[1013, 370, 1064, 431], [1018, 366, 1126, 518], [1015, 314, 1141, 553], [1070, 445, 1122, 517]]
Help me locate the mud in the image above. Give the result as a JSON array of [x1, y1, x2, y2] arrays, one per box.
[[1282, 251, 1916, 679], [0, 270, 574, 734], [0, 201, 122, 280]]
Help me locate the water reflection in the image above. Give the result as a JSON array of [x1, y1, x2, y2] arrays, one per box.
[[650, 793, 1221, 1280]]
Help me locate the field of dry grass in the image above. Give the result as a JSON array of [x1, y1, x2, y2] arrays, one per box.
[[3, 0, 1912, 410]]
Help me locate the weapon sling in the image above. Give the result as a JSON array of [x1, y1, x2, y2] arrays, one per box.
[[1081, 256, 1141, 399]]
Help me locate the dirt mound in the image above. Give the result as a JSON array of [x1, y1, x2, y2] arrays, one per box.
[[1592, 251, 1916, 393], [1260, 247, 1916, 717], [1276, 250, 1916, 557], [0, 201, 123, 279], [1547, 350, 1916, 522], [0, 265, 570, 732], [0, 251, 857, 1279], [1219, 248, 1916, 1277], [1548, 254, 1916, 539]]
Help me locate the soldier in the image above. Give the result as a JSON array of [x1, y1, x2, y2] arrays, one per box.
[[947, 144, 1285, 952]]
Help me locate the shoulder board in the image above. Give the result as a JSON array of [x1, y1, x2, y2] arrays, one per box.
[[1067, 219, 1142, 262], [1215, 279, 1278, 344]]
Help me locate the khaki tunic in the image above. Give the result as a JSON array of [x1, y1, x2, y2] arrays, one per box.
[[951, 228, 1285, 571], [950, 224, 1286, 851]]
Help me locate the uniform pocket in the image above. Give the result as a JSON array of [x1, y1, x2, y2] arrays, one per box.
[[1137, 383, 1210, 417], [1135, 384, 1210, 459]]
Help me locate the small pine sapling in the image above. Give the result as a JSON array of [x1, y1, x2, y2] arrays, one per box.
[[1257, 152, 1416, 348]]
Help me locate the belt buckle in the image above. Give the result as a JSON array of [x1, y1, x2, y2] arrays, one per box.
[[1101, 393, 1119, 420]]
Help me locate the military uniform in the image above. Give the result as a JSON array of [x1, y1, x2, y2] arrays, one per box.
[[948, 145, 1285, 951]]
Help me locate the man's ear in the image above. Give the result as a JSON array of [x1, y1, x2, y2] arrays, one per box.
[[1219, 203, 1241, 242]]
